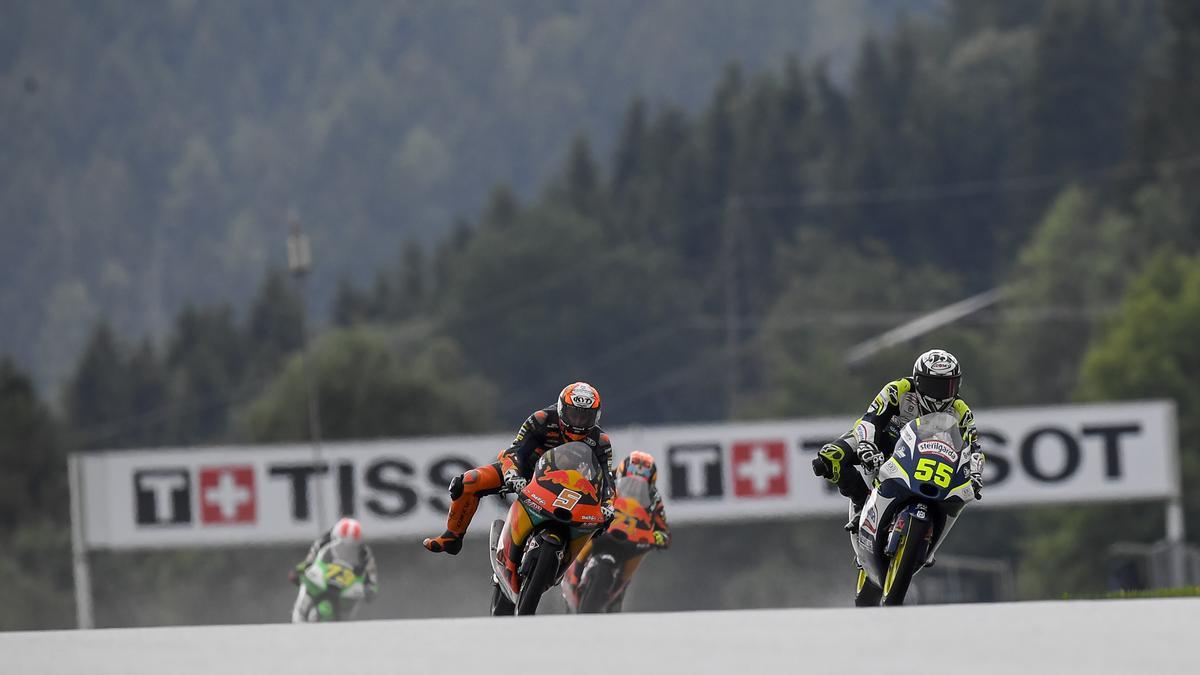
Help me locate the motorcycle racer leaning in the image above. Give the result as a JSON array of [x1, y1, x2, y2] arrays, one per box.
[[811, 349, 985, 530], [609, 452, 671, 547], [592, 449, 676, 550], [423, 382, 616, 555], [564, 451, 670, 611], [289, 517, 380, 600]]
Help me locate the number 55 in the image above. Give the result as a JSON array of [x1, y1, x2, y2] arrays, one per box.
[[914, 458, 953, 488]]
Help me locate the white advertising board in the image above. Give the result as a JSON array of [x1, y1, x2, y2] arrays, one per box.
[[75, 400, 1178, 550]]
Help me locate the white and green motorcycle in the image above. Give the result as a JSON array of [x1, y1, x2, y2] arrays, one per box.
[[291, 543, 368, 622]]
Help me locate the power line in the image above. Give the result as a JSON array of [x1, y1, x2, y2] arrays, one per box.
[[63, 152, 1194, 445], [725, 152, 1200, 212]]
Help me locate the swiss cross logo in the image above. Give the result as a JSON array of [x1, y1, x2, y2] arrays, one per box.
[[732, 441, 788, 497], [199, 466, 256, 524]]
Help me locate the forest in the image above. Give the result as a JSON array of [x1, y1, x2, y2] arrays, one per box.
[[3, 0, 1200, 628]]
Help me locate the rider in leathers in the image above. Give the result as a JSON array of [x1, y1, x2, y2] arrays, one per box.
[[812, 349, 985, 529], [564, 451, 670, 611], [289, 517, 379, 620], [423, 382, 616, 555]]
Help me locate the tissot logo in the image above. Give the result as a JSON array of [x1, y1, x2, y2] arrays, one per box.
[[134, 468, 191, 525], [731, 441, 788, 497], [199, 466, 256, 524], [668, 444, 723, 499]]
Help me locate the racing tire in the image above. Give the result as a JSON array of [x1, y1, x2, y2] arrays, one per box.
[[490, 581, 515, 616], [854, 569, 882, 607], [578, 558, 617, 614], [516, 543, 559, 616], [881, 518, 931, 606]]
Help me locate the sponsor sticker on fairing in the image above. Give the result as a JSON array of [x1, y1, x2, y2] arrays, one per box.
[[917, 440, 959, 462], [858, 533, 874, 553]]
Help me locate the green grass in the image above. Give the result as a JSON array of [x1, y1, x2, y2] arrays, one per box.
[[1061, 586, 1200, 600]]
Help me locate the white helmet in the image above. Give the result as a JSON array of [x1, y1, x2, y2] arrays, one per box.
[[912, 349, 962, 412], [329, 517, 364, 561]]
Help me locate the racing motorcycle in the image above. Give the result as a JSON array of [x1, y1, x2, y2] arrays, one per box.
[[488, 441, 608, 616], [561, 475, 660, 613], [291, 542, 368, 622], [850, 412, 978, 607]]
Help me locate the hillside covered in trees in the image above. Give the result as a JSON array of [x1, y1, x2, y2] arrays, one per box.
[[4, 0, 1200, 628], [1, 0, 926, 389]]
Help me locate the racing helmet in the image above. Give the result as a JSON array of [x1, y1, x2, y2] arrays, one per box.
[[617, 451, 658, 485], [557, 382, 602, 441], [912, 348, 962, 412], [329, 517, 364, 561]]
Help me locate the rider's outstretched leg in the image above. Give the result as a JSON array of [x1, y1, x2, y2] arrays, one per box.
[[423, 461, 503, 554]]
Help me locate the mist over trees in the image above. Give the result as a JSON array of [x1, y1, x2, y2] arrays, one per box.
[[1, 0, 919, 390], [4, 0, 1200, 627]]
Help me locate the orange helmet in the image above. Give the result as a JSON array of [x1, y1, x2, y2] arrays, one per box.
[[557, 382, 601, 441], [617, 451, 658, 485]]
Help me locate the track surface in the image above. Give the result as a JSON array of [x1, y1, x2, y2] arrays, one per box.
[[4, 599, 1196, 674]]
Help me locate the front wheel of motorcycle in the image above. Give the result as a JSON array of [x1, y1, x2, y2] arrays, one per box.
[[490, 580, 515, 616], [880, 518, 931, 606], [516, 544, 558, 616], [854, 568, 882, 607], [578, 558, 616, 614]]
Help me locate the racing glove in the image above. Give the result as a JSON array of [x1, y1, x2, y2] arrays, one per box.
[[653, 530, 669, 548], [601, 501, 615, 525], [503, 467, 528, 493], [288, 564, 305, 586], [812, 443, 846, 484], [857, 441, 884, 473], [968, 450, 985, 500]]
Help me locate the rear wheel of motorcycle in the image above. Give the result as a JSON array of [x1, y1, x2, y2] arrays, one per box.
[[516, 545, 558, 616], [854, 568, 882, 607], [490, 581, 515, 616], [881, 518, 931, 606], [578, 558, 616, 614]]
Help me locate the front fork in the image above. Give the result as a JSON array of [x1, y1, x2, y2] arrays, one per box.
[[884, 503, 931, 558]]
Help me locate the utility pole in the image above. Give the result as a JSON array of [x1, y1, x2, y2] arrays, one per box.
[[722, 198, 741, 415], [286, 212, 326, 534]]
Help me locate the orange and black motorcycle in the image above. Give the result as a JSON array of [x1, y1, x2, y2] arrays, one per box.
[[487, 442, 608, 616], [561, 475, 660, 613]]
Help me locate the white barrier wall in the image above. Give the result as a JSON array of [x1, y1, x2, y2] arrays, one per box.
[[75, 400, 1178, 549]]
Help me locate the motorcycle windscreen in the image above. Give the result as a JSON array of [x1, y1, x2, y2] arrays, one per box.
[[610, 476, 656, 544], [535, 441, 603, 482], [911, 412, 965, 450], [329, 540, 363, 566], [615, 476, 651, 508]]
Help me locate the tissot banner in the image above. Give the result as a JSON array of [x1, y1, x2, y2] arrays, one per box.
[[76, 400, 1178, 549]]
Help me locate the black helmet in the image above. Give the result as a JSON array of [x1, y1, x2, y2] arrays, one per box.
[[912, 349, 962, 411]]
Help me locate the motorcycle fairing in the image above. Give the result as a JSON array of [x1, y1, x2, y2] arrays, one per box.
[[851, 413, 975, 594], [494, 500, 535, 596]]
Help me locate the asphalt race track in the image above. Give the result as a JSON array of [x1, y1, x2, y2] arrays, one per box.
[[3, 598, 1196, 674]]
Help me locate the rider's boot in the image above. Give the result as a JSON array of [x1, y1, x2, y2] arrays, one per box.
[[423, 530, 463, 555], [844, 500, 865, 533]]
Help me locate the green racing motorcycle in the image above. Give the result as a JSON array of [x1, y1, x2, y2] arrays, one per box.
[[291, 543, 368, 622]]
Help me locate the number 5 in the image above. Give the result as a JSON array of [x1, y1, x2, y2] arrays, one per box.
[[552, 489, 582, 510]]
